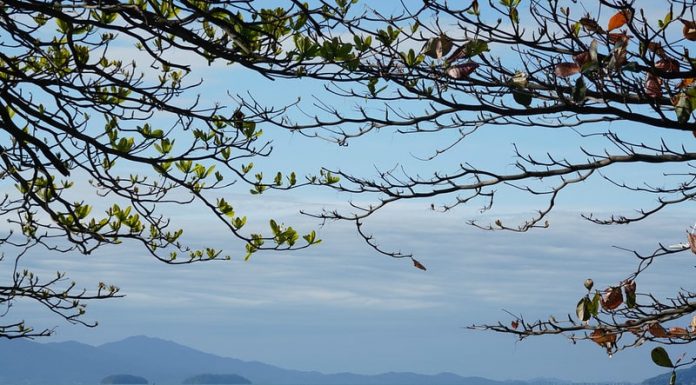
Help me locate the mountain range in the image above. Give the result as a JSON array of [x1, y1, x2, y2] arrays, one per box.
[[0, 335, 673, 385]]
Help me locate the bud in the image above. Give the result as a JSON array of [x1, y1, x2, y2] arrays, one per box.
[[584, 278, 594, 291]]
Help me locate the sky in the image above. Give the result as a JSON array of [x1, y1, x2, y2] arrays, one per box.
[[4, 1, 696, 383]]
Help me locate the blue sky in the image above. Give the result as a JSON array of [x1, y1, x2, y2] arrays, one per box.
[[5, 1, 696, 383]]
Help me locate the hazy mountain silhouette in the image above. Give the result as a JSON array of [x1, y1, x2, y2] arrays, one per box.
[[0, 335, 635, 385], [643, 365, 696, 385]]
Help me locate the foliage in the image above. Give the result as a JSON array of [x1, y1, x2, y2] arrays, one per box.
[[0, 0, 346, 339], [7, 0, 696, 377], [237, 0, 696, 374]]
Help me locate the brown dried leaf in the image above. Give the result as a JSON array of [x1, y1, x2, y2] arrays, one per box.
[[590, 329, 617, 347], [655, 58, 680, 73], [573, 52, 590, 67], [446, 63, 478, 79], [446, 44, 467, 65], [608, 32, 630, 46], [649, 322, 669, 338], [511, 320, 519, 330], [681, 19, 696, 41], [600, 286, 623, 310], [412, 258, 427, 271], [555, 62, 580, 77], [668, 327, 689, 338], [580, 16, 604, 33], [647, 42, 667, 58], [624, 280, 636, 295], [645, 74, 662, 98], [687, 232, 696, 254]]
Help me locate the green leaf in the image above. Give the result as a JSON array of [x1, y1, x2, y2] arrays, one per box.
[[56, 18, 70, 33], [576, 297, 591, 322], [512, 89, 532, 107], [463, 39, 489, 58], [573, 77, 587, 103], [270, 219, 280, 235], [651, 347, 674, 368], [588, 292, 600, 316]]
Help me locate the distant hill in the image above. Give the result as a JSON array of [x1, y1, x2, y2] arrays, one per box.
[[0, 335, 636, 385], [182, 373, 252, 384], [644, 365, 696, 385], [101, 374, 149, 384]]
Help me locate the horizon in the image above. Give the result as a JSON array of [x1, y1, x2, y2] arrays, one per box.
[[9, 334, 672, 383]]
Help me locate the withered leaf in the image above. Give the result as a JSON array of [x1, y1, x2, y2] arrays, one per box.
[[677, 77, 695, 89], [645, 74, 662, 98], [600, 286, 623, 310], [647, 42, 667, 58], [555, 62, 580, 77], [687, 232, 696, 254], [608, 10, 631, 31], [608, 32, 630, 46], [649, 322, 669, 338], [681, 20, 696, 41], [446, 63, 478, 79], [412, 258, 427, 271], [580, 16, 603, 33], [668, 327, 689, 338], [590, 329, 617, 347], [655, 58, 680, 73]]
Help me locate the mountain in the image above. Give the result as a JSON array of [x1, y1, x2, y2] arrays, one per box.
[[100, 374, 149, 384], [0, 335, 628, 385], [182, 374, 252, 384], [644, 365, 696, 385]]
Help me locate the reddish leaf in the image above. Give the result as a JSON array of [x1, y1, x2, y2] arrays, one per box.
[[649, 322, 669, 338], [608, 32, 630, 46], [681, 19, 696, 41], [668, 327, 689, 338], [623, 280, 636, 295], [678, 77, 695, 89], [590, 329, 617, 347], [446, 62, 478, 79], [573, 52, 590, 67], [645, 74, 662, 98], [412, 258, 427, 271], [511, 320, 519, 330], [688, 232, 696, 254], [608, 10, 630, 31], [624, 280, 636, 294], [446, 45, 467, 65], [600, 286, 623, 310], [647, 42, 667, 58], [655, 58, 680, 73], [555, 62, 580, 77]]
